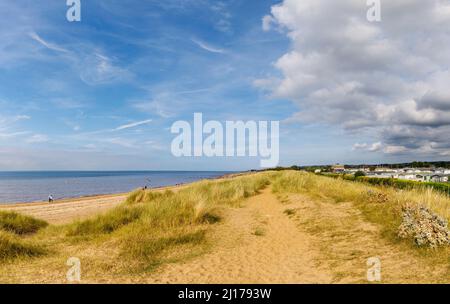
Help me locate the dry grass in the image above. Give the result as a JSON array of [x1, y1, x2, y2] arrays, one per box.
[[2, 170, 447, 283], [0, 211, 48, 235], [272, 171, 450, 258], [0, 231, 46, 261], [0, 172, 274, 280]]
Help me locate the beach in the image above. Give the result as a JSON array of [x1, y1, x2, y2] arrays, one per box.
[[0, 171, 448, 283], [0, 173, 243, 224], [0, 171, 230, 204], [0, 183, 195, 225]]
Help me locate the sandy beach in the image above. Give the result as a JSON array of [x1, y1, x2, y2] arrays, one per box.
[[0, 173, 243, 225], [0, 172, 243, 225], [0, 185, 188, 225]]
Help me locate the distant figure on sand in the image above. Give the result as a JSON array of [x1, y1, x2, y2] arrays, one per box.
[[48, 195, 53, 203]]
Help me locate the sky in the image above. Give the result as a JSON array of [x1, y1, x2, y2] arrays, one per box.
[[0, 0, 449, 171]]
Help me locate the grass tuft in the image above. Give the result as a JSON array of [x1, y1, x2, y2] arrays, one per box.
[[284, 209, 297, 216], [273, 171, 450, 250], [0, 211, 48, 235], [60, 172, 274, 272], [0, 231, 46, 261], [253, 227, 266, 236], [66, 205, 144, 236]]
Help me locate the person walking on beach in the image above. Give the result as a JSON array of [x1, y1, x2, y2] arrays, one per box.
[[48, 194, 53, 203]]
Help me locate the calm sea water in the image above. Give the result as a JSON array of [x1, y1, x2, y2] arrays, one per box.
[[0, 171, 231, 204]]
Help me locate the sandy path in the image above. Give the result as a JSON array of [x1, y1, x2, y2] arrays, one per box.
[[145, 188, 448, 284], [147, 188, 333, 283], [1, 180, 447, 283], [279, 193, 449, 283]]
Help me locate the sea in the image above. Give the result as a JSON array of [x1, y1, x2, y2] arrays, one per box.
[[0, 171, 232, 204]]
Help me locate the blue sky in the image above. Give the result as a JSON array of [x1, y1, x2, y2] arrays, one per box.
[[1, 0, 449, 170]]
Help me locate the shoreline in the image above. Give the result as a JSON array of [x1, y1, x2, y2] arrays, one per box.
[[0, 172, 249, 224], [0, 171, 245, 207]]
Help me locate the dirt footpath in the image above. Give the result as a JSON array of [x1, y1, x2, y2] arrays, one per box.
[[147, 188, 333, 283], [145, 188, 449, 284]]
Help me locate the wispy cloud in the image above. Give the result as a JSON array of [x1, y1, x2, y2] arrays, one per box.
[[209, 1, 233, 33], [78, 53, 132, 85], [0, 115, 30, 132], [0, 131, 29, 139], [26, 134, 49, 143], [103, 137, 137, 148], [29, 32, 69, 53], [192, 39, 225, 54], [115, 119, 153, 131]]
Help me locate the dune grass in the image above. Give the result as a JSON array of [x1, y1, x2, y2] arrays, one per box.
[[0, 211, 48, 235], [0, 172, 273, 275], [0, 171, 448, 282], [272, 171, 450, 250], [111, 173, 272, 269], [0, 231, 46, 261], [66, 205, 145, 236]]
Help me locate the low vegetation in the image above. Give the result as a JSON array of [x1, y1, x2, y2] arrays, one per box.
[[0, 172, 273, 277], [0, 211, 48, 235], [253, 227, 266, 236], [284, 209, 296, 216], [0, 170, 448, 282], [322, 173, 450, 196], [273, 171, 450, 249], [0, 231, 45, 261]]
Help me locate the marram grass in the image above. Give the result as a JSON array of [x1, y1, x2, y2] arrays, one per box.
[[0, 211, 48, 235], [0, 171, 448, 281], [272, 170, 450, 254], [0, 172, 273, 273], [0, 230, 46, 261]]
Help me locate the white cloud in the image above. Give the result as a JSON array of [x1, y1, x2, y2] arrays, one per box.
[[79, 53, 132, 85], [0, 131, 29, 139], [115, 119, 153, 131], [209, 1, 232, 33], [26, 134, 49, 143], [29, 32, 69, 53], [192, 39, 225, 54], [262, 15, 275, 31], [259, 0, 450, 157], [383, 145, 408, 154], [353, 142, 382, 152], [103, 137, 137, 148]]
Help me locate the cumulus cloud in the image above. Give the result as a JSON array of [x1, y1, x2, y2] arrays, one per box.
[[258, 0, 450, 157], [353, 142, 382, 152]]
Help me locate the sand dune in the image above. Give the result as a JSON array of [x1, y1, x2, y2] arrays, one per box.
[[0, 174, 447, 283], [0, 185, 186, 225]]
